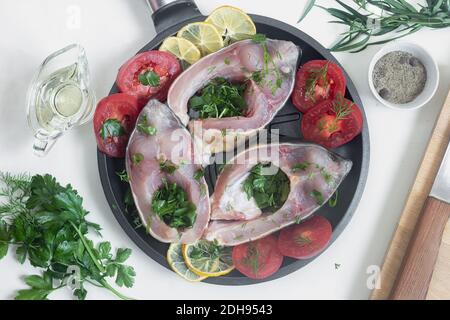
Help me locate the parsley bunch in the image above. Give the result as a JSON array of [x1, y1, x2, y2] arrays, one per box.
[[0, 173, 136, 300]]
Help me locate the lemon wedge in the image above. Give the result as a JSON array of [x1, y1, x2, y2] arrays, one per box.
[[177, 22, 224, 56]]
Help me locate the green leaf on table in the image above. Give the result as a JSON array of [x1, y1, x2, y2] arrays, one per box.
[[74, 287, 87, 300], [98, 241, 112, 259], [24, 274, 52, 290], [115, 248, 132, 263], [15, 288, 52, 300], [0, 243, 7, 260], [116, 265, 136, 288], [16, 245, 27, 264]]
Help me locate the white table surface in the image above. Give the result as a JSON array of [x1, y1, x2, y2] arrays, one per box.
[[0, 0, 449, 300]]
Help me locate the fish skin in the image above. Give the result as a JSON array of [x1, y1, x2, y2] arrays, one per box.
[[204, 143, 352, 246], [167, 39, 300, 158], [125, 100, 210, 244]]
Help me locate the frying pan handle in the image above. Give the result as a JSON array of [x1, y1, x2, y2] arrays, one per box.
[[146, 0, 202, 33]]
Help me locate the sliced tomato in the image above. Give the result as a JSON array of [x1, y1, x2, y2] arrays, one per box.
[[278, 215, 332, 259], [232, 235, 283, 279], [93, 93, 140, 158], [301, 96, 363, 149], [116, 50, 181, 104], [292, 60, 346, 113]]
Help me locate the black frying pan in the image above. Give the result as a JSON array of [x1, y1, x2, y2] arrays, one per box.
[[97, 0, 370, 285]]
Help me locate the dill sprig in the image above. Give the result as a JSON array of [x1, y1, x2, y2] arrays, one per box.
[[305, 63, 329, 102]]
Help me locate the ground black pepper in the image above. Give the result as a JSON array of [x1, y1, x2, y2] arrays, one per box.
[[373, 51, 427, 104]]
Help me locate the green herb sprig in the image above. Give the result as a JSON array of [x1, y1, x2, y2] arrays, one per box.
[[138, 70, 160, 87], [151, 180, 197, 229], [159, 160, 178, 174], [305, 63, 329, 103], [299, 0, 450, 52], [251, 34, 284, 94], [189, 77, 247, 119], [243, 163, 290, 211], [242, 243, 260, 276], [100, 119, 125, 140], [137, 114, 157, 136], [0, 173, 136, 300]]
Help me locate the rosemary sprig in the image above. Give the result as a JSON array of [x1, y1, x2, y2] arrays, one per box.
[[299, 0, 450, 52]]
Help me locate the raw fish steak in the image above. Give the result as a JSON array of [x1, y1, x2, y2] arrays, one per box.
[[126, 100, 210, 244], [204, 143, 352, 246], [167, 39, 300, 160]]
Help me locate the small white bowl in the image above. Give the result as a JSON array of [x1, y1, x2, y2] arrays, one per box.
[[368, 42, 439, 110]]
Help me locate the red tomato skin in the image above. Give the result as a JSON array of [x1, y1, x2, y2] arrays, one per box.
[[232, 235, 283, 279], [292, 60, 346, 113], [278, 215, 332, 259], [301, 98, 363, 149], [116, 50, 181, 104], [93, 93, 140, 158]]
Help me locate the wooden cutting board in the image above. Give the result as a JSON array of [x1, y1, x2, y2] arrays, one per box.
[[371, 90, 450, 300]]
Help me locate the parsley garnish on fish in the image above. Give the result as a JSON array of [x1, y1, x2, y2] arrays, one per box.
[[292, 162, 311, 172], [159, 160, 178, 174], [151, 180, 197, 229], [194, 169, 204, 182], [243, 163, 290, 211], [320, 167, 333, 185], [131, 153, 144, 166], [137, 114, 157, 136], [310, 189, 324, 205], [251, 34, 284, 95], [138, 70, 160, 87], [207, 65, 217, 74], [0, 173, 136, 300], [189, 77, 247, 119]]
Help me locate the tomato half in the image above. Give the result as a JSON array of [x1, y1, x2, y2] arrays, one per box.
[[292, 60, 346, 113], [116, 50, 181, 104], [232, 235, 283, 279], [278, 215, 332, 259], [301, 96, 363, 149], [93, 93, 140, 158]]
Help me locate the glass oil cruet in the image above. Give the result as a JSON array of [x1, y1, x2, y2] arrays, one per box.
[[26, 44, 95, 156]]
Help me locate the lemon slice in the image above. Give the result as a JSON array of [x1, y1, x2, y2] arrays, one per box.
[[167, 243, 208, 282], [183, 240, 234, 277], [205, 6, 256, 43], [177, 22, 224, 56], [160, 36, 201, 66]]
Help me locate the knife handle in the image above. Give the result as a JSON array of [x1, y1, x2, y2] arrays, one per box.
[[390, 196, 450, 300]]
